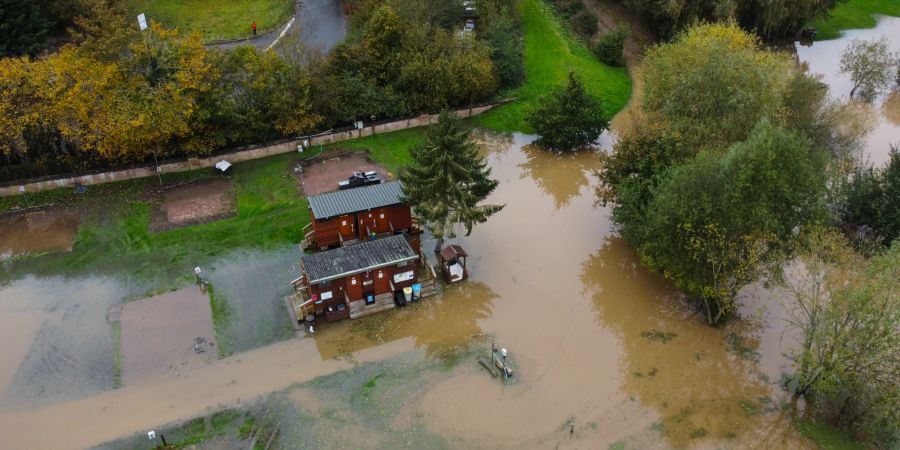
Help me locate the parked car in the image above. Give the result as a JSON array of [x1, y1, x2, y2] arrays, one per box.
[[338, 171, 381, 190], [464, 19, 475, 33], [462, 1, 477, 17]]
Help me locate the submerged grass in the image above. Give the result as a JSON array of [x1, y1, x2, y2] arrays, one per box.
[[2, 153, 307, 293], [475, 0, 632, 132], [810, 0, 900, 40]]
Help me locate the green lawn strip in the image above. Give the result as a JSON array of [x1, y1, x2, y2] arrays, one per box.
[[113, 320, 123, 388], [125, 0, 294, 41], [207, 284, 234, 358], [810, 0, 900, 40], [475, 0, 632, 133], [326, 128, 421, 175], [795, 418, 866, 450]]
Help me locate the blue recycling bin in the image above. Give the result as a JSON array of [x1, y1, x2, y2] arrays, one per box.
[[411, 283, 422, 301]]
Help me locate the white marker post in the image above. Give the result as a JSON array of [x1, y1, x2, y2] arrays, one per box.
[[18, 185, 29, 210]]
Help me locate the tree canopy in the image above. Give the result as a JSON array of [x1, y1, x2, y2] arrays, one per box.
[[641, 22, 793, 149], [526, 72, 608, 151], [627, 121, 829, 323]]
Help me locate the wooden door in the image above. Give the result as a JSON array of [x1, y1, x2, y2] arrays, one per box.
[[339, 215, 354, 239]]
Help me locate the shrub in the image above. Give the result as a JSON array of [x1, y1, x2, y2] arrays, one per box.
[[594, 24, 629, 67], [570, 10, 598, 39], [554, 0, 585, 19]]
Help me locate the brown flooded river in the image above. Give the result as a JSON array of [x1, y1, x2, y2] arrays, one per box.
[[0, 130, 812, 449]]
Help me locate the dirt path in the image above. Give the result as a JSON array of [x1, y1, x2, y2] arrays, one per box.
[[0, 336, 414, 449], [583, 0, 655, 135]]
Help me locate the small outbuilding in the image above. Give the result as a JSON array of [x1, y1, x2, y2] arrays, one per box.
[[440, 245, 469, 283], [292, 234, 427, 323], [302, 181, 418, 250]]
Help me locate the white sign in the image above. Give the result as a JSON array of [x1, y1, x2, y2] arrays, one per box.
[[355, 120, 364, 130], [393, 271, 414, 283], [147, 431, 156, 440], [137, 13, 148, 31], [320, 291, 333, 300], [18, 186, 25, 193]]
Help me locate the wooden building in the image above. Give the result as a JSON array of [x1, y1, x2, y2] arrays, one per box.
[[302, 181, 418, 250], [291, 235, 437, 323]]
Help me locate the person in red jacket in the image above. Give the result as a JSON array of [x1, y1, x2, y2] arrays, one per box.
[[251, 21, 257, 36]]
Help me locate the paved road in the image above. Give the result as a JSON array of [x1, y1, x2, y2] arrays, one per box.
[[209, 0, 347, 52]]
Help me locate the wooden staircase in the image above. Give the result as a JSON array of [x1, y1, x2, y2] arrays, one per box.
[[417, 278, 438, 299]]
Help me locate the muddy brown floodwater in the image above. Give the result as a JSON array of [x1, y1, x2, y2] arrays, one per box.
[[0, 131, 817, 449], [795, 15, 900, 166], [0, 209, 79, 259]]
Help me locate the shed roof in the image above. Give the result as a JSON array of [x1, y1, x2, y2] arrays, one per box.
[[440, 245, 468, 261], [301, 234, 418, 283], [308, 181, 404, 219]]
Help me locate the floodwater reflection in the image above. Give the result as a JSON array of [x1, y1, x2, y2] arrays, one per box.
[[795, 15, 900, 166], [583, 237, 808, 447], [311, 282, 498, 363]]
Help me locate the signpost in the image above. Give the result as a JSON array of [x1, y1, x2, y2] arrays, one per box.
[[137, 13, 148, 31]]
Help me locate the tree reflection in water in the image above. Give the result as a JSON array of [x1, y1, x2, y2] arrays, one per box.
[[581, 237, 806, 448]]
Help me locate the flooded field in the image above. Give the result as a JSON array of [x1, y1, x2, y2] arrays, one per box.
[[795, 15, 900, 166], [0, 276, 132, 408], [205, 247, 301, 355], [0, 209, 79, 259]]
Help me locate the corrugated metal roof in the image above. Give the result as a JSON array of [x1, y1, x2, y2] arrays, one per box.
[[308, 181, 404, 219], [301, 234, 418, 283]]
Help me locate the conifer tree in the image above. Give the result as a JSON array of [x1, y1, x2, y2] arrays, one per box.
[[527, 71, 608, 151], [401, 110, 504, 252]]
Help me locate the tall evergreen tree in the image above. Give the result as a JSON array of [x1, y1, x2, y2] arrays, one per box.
[[0, 0, 53, 57], [527, 71, 608, 151], [400, 110, 504, 252]]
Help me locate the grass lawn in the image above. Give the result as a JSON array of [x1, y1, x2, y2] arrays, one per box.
[[475, 0, 632, 132], [810, 0, 900, 40], [795, 419, 866, 450], [0, 133, 420, 296], [125, 0, 294, 41]]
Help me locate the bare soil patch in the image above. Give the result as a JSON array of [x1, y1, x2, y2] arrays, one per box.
[[293, 150, 391, 196], [150, 178, 236, 232], [120, 287, 217, 386], [0, 208, 79, 258]]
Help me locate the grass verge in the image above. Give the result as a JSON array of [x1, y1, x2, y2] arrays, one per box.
[[795, 418, 866, 450], [810, 0, 900, 40], [125, 0, 294, 41], [207, 284, 234, 358], [475, 0, 632, 132], [113, 320, 123, 388]]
